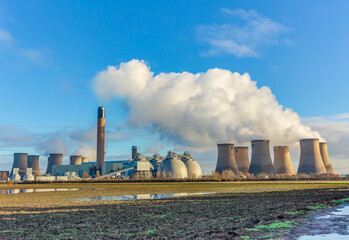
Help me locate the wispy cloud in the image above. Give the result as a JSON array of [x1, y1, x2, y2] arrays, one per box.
[[197, 8, 291, 57], [0, 29, 14, 42]]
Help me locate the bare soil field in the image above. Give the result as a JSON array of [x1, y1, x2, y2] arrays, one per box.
[[0, 181, 348, 239]]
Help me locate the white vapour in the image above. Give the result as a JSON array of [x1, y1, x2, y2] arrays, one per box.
[[92, 59, 320, 147]]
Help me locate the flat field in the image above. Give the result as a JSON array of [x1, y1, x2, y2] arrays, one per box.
[[0, 181, 348, 239]]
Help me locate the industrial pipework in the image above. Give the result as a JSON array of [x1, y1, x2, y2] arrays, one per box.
[[297, 138, 327, 175], [249, 140, 274, 176], [215, 143, 239, 175], [273, 146, 295, 175], [97, 106, 105, 169]]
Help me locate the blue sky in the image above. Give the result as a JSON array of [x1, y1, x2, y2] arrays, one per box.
[[0, 0, 349, 174]]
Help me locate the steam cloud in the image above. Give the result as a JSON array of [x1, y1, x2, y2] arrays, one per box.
[[92, 59, 320, 148]]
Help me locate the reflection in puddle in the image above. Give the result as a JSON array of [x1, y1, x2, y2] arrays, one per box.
[[0, 188, 91, 194], [79, 192, 215, 202], [296, 204, 349, 239]]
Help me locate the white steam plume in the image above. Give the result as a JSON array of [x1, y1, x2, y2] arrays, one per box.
[[92, 59, 320, 147]]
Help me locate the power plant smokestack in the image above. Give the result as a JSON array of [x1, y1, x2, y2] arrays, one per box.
[[297, 138, 327, 175], [215, 143, 239, 175], [132, 146, 137, 160], [249, 140, 274, 176], [11, 153, 28, 177], [273, 146, 295, 175], [70, 155, 82, 165], [46, 153, 63, 175], [319, 142, 335, 174], [27, 155, 40, 176], [82, 157, 89, 163], [97, 106, 105, 169], [234, 147, 250, 174]]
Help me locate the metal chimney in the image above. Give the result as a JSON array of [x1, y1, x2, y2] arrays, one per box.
[[46, 153, 63, 175], [319, 142, 335, 174], [11, 153, 28, 177], [234, 147, 250, 174], [249, 140, 274, 176], [70, 155, 82, 165], [132, 146, 137, 160], [82, 157, 89, 163], [215, 143, 239, 175], [97, 106, 105, 169], [297, 138, 327, 174], [27, 155, 40, 176], [273, 146, 295, 175]]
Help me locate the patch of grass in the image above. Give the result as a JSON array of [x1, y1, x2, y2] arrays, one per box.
[[142, 229, 157, 235], [240, 236, 250, 239], [247, 221, 296, 232], [333, 198, 349, 204], [307, 205, 327, 210], [0, 230, 22, 233], [285, 210, 307, 215]]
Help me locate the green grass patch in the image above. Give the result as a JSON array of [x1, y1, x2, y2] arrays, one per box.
[[285, 210, 307, 215], [307, 205, 327, 210], [142, 229, 157, 235], [333, 198, 349, 204], [246, 221, 296, 232]]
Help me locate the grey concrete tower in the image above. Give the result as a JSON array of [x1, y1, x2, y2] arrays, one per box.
[[215, 143, 239, 175], [132, 146, 137, 160], [319, 142, 335, 174], [11, 153, 28, 177], [273, 146, 295, 175], [234, 147, 250, 174], [97, 106, 105, 169], [249, 140, 274, 176], [46, 153, 63, 175], [297, 138, 327, 174], [70, 155, 82, 165], [27, 155, 40, 176]]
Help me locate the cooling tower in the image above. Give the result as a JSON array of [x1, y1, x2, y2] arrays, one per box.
[[11, 153, 28, 177], [46, 153, 63, 175], [297, 138, 327, 175], [273, 146, 295, 175], [82, 157, 89, 163], [27, 155, 40, 176], [234, 147, 250, 174], [132, 146, 137, 160], [70, 155, 82, 165], [97, 106, 105, 169], [215, 143, 239, 175], [249, 140, 274, 176], [319, 142, 335, 174]]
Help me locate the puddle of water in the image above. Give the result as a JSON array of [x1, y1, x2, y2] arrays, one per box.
[[79, 192, 215, 202], [294, 204, 349, 239], [0, 188, 92, 194]]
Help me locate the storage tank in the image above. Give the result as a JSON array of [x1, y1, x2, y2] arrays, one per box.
[[160, 156, 188, 179], [297, 138, 327, 175], [97, 106, 105, 169], [249, 140, 274, 176], [184, 159, 202, 179], [11, 153, 28, 177], [27, 155, 40, 176], [234, 147, 250, 174], [319, 142, 335, 174], [215, 143, 239, 175], [70, 155, 82, 165], [273, 146, 295, 175], [46, 153, 63, 175], [82, 157, 89, 163]]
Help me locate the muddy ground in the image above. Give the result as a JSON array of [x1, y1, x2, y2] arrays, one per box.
[[0, 182, 348, 239]]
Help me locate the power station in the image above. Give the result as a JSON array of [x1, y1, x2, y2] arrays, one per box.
[[7, 106, 338, 181]]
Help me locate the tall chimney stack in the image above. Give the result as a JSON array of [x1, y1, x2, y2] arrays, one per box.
[[132, 146, 137, 160], [234, 147, 250, 174], [97, 106, 105, 169], [215, 143, 239, 175], [249, 140, 274, 176], [319, 142, 335, 174], [273, 146, 295, 175], [297, 138, 327, 175]]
